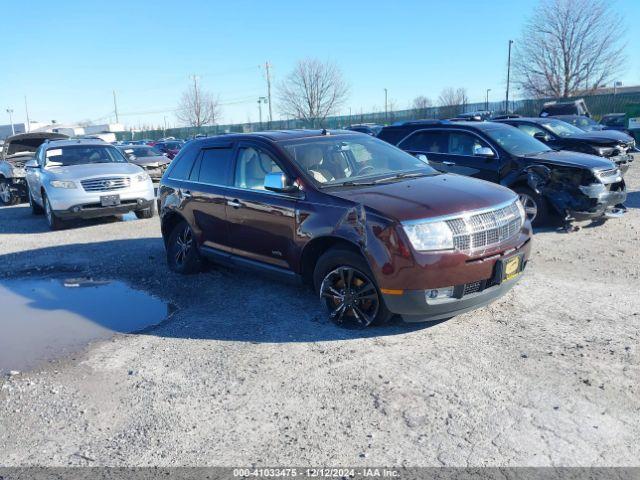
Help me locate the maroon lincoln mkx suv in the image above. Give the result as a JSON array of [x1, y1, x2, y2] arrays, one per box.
[[158, 130, 532, 326]]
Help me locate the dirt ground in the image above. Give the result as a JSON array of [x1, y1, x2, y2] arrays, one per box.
[[0, 168, 639, 467]]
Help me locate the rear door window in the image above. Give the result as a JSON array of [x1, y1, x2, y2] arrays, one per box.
[[168, 146, 198, 180], [195, 147, 233, 185], [399, 130, 448, 153]]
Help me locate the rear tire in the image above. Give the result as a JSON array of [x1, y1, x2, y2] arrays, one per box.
[[0, 179, 20, 206], [313, 248, 393, 327], [29, 190, 44, 215], [166, 220, 202, 274], [513, 185, 550, 226], [43, 192, 66, 230], [135, 202, 155, 219]]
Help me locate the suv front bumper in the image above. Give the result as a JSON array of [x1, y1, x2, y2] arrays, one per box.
[[383, 274, 523, 322]]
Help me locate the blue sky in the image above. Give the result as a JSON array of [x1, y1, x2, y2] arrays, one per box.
[[2, 0, 639, 128]]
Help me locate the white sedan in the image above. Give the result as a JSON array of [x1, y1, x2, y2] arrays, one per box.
[[25, 139, 156, 230]]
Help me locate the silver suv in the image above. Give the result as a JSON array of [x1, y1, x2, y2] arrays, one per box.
[[0, 132, 69, 205], [25, 139, 156, 230]]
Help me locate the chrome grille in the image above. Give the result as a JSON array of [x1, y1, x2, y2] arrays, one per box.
[[81, 176, 130, 192], [446, 200, 523, 252], [595, 168, 620, 180]]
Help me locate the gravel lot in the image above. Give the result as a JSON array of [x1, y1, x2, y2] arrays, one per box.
[[0, 169, 639, 467]]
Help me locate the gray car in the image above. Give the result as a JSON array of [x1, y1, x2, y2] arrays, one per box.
[[117, 145, 171, 181], [0, 132, 69, 205]]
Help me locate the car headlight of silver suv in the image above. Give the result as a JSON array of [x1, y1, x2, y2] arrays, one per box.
[[49, 180, 77, 189], [402, 220, 454, 251], [134, 172, 150, 183]]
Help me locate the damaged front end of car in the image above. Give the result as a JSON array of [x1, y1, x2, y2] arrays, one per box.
[[525, 164, 627, 223]]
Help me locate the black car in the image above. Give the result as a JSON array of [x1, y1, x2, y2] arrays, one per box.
[[377, 120, 626, 225], [600, 113, 631, 135], [346, 124, 383, 136], [493, 117, 635, 174], [550, 115, 606, 132]]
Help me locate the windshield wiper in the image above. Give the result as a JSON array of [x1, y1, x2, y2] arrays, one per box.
[[322, 180, 378, 187], [372, 171, 433, 184]]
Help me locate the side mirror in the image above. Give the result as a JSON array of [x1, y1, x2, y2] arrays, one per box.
[[25, 159, 39, 169], [264, 172, 298, 193], [415, 153, 429, 164], [533, 132, 550, 142], [473, 146, 495, 158]]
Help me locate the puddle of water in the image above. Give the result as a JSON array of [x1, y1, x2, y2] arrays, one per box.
[[0, 278, 169, 374]]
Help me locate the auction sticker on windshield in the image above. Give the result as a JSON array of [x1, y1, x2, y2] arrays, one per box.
[[46, 149, 62, 157]]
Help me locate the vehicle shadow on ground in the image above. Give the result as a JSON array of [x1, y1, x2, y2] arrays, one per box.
[[625, 190, 640, 209], [0, 234, 439, 344], [0, 204, 140, 234]]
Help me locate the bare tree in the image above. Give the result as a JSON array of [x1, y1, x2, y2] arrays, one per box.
[[278, 59, 349, 127], [176, 79, 221, 127], [513, 0, 626, 98], [437, 87, 468, 118], [411, 95, 433, 117]]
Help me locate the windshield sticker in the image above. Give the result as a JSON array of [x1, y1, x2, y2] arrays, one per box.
[[46, 149, 63, 158]]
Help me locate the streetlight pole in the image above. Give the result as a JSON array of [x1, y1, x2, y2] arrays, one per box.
[[6, 109, 15, 135], [505, 39, 513, 114], [384, 88, 388, 122], [258, 96, 267, 130], [486, 89, 491, 111]]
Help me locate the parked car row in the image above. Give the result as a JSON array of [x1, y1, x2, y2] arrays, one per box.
[[0, 115, 636, 328]]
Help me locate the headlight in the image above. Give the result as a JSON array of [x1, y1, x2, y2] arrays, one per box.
[[595, 146, 615, 157], [134, 172, 150, 183], [402, 220, 454, 251], [49, 180, 77, 189], [515, 198, 526, 224]]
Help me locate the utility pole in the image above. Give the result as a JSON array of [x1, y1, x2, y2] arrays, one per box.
[[505, 39, 513, 114], [384, 88, 388, 122], [264, 61, 273, 126], [24, 96, 30, 132], [113, 90, 119, 123], [486, 89, 491, 111], [6, 109, 15, 135]]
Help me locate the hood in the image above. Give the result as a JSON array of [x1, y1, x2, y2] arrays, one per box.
[[5, 152, 36, 161], [562, 129, 634, 145], [329, 174, 516, 223], [46, 162, 144, 179], [524, 150, 615, 170], [130, 155, 170, 166]]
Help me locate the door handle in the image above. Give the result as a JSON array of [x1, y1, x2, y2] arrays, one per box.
[[181, 189, 192, 199], [442, 161, 456, 166], [227, 199, 242, 208]]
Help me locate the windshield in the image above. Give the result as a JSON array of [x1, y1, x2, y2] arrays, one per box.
[[164, 142, 182, 149], [281, 135, 438, 186], [126, 146, 162, 157], [541, 119, 585, 137], [485, 126, 552, 156], [46, 146, 128, 166]]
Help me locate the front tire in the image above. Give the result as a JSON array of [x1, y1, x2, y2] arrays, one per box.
[[313, 248, 392, 327], [135, 202, 155, 219], [0, 179, 20, 206], [514, 185, 550, 226], [29, 190, 44, 215], [43, 193, 66, 230], [166, 220, 202, 274]]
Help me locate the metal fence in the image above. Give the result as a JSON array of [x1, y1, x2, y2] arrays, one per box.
[[115, 91, 640, 141]]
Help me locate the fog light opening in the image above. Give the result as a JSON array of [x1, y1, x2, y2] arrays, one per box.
[[426, 286, 455, 302]]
